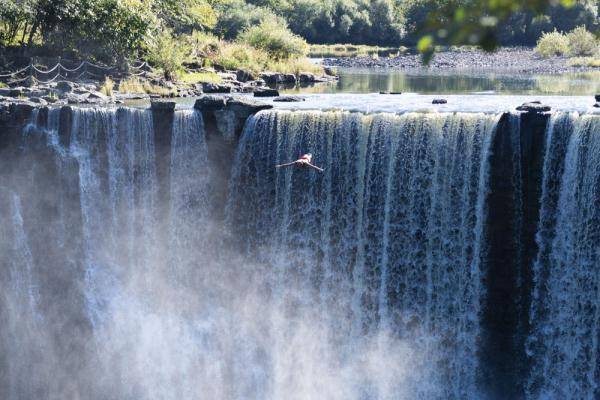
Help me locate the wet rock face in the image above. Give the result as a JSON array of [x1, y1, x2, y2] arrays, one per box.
[[273, 95, 305, 102], [254, 88, 279, 97], [202, 82, 232, 93], [150, 100, 176, 111], [516, 101, 551, 113]]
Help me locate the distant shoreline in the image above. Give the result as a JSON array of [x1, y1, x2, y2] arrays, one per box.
[[322, 47, 600, 75]]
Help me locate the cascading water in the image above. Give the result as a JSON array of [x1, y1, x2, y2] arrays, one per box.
[[1, 103, 599, 400], [527, 113, 600, 399], [227, 110, 499, 398]]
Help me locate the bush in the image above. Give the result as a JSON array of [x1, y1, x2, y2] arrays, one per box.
[[214, 0, 278, 40], [146, 28, 190, 80], [535, 30, 570, 58], [567, 57, 600, 67], [566, 26, 598, 56], [239, 19, 308, 60], [214, 42, 269, 71], [118, 77, 175, 96], [188, 32, 221, 59], [100, 77, 114, 96]]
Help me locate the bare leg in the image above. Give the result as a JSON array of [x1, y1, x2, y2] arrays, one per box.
[[307, 163, 324, 172]]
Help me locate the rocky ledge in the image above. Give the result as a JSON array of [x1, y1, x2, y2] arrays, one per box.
[[0, 67, 336, 108]]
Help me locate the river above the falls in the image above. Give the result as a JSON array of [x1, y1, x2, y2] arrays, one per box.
[[130, 92, 600, 114], [286, 67, 600, 96]]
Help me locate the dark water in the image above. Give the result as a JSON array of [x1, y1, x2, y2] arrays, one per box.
[[287, 68, 600, 95]]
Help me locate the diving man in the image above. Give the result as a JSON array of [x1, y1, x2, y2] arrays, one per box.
[[275, 153, 324, 172]]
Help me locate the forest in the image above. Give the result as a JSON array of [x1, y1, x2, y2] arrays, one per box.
[[0, 0, 598, 74]]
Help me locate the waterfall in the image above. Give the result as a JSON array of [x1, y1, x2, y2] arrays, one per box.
[[227, 109, 499, 398], [2, 104, 599, 399], [527, 113, 600, 399]]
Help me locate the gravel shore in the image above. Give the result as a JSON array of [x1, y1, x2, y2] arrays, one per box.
[[324, 47, 599, 75]]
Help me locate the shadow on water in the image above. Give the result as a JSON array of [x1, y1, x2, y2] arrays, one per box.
[[285, 68, 600, 95]]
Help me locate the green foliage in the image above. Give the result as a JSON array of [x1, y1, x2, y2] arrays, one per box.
[[568, 57, 600, 67], [147, 28, 191, 79], [154, 0, 217, 33], [178, 71, 222, 83], [214, 0, 279, 39], [566, 26, 598, 56], [0, 0, 598, 68], [308, 44, 407, 57], [100, 76, 114, 96], [535, 30, 570, 58], [239, 19, 307, 60], [214, 41, 269, 70]]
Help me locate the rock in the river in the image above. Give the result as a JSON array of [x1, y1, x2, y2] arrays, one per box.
[[56, 81, 75, 92], [593, 102, 600, 108], [29, 97, 48, 106], [88, 91, 108, 100], [254, 88, 279, 97], [595, 94, 600, 102], [516, 101, 551, 113], [66, 93, 88, 104], [151, 100, 176, 111], [0, 87, 23, 97], [227, 97, 273, 113], [236, 69, 257, 83], [432, 98, 447, 104], [202, 82, 232, 93], [259, 72, 284, 85], [299, 72, 316, 83], [273, 95, 305, 102], [282, 74, 297, 84], [194, 94, 229, 110]]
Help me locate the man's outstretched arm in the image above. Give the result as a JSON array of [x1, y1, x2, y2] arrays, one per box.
[[275, 161, 297, 168]]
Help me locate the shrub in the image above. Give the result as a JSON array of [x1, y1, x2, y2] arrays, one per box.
[[146, 28, 190, 80], [266, 58, 322, 75], [99, 77, 114, 96], [118, 77, 175, 96], [567, 57, 600, 67], [188, 32, 221, 59], [214, 42, 269, 72], [535, 30, 570, 58], [239, 19, 308, 61], [178, 71, 222, 84], [214, 0, 278, 40], [566, 26, 598, 56]]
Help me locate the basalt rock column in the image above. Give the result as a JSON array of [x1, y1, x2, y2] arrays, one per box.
[[481, 110, 550, 399]]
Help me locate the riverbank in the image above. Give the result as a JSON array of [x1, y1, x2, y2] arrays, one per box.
[[0, 67, 337, 109], [323, 47, 600, 74]]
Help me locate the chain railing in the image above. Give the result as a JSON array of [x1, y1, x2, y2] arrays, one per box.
[[0, 58, 151, 85]]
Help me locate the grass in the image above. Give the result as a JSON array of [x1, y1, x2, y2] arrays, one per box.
[[118, 77, 176, 96], [265, 58, 323, 75], [178, 71, 222, 84], [568, 57, 600, 67], [0, 81, 6, 88], [308, 44, 408, 58], [99, 77, 114, 96]]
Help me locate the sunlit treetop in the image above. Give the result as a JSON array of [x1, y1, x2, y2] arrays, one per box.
[[417, 0, 578, 62]]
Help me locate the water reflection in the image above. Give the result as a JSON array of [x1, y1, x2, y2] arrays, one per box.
[[286, 68, 600, 95]]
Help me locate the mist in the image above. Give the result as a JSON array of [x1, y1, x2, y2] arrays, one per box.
[[0, 107, 451, 400]]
